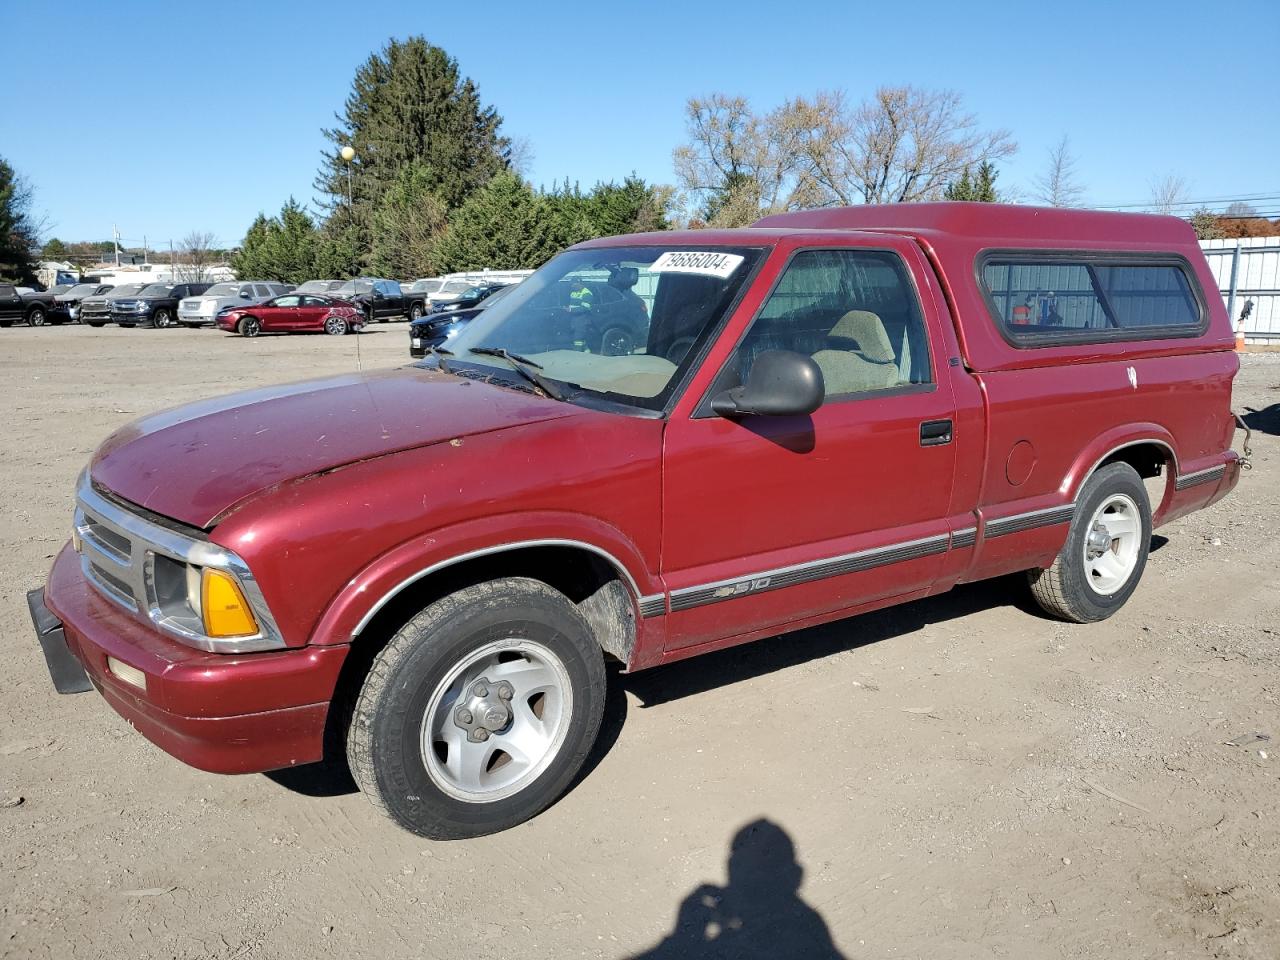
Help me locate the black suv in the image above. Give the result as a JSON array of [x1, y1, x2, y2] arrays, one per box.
[[333, 278, 427, 323], [110, 283, 213, 328]]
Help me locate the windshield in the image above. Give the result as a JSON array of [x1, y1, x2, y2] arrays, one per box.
[[63, 284, 100, 297], [411, 279, 442, 293], [137, 284, 172, 298], [296, 280, 336, 293], [336, 279, 373, 296], [441, 280, 473, 295], [107, 284, 148, 298], [203, 283, 240, 297], [479, 284, 515, 307], [49, 284, 74, 295], [445, 245, 762, 411]]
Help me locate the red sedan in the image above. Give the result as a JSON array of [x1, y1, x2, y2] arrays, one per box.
[[216, 294, 365, 337]]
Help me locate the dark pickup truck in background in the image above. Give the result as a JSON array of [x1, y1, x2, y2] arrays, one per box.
[[334, 277, 427, 322], [0, 284, 70, 327], [110, 283, 212, 328]]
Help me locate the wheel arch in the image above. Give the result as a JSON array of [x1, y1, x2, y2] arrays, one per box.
[[1061, 429, 1179, 503]]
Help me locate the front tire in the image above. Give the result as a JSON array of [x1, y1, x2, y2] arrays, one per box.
[[1028, 462, 1151, 623], [347, 578, 607, 839], [238, 316, 261, 338]]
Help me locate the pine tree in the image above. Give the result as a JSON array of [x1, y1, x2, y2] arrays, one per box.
[[369, 163, 448, 279], [943, 162, 1000, 202], [315, 36, 510, 233], [433, 174, 557, 272], [0, 157, 39, 283]]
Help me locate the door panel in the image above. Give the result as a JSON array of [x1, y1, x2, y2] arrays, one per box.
[[661, 244, 960, 652]]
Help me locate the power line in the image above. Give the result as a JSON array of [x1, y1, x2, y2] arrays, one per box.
[[1092, 192, 1280, 211]]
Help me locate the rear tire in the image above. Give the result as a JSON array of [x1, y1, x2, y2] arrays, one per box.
[[27, 307, 46, 327], [323, 315, 348, 336], [1028, 462, 1151, 623], [153, 309, 172, 328], [346, 578, 607, 839]]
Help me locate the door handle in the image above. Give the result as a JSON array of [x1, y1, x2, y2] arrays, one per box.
[[920, 419, 953, 446]]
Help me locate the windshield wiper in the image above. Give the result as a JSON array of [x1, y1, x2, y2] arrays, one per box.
[[467, 346, 566, 400], [427, 345, 453, 374]]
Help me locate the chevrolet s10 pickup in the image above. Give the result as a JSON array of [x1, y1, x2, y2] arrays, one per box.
[[30, 203, 1244, 838]]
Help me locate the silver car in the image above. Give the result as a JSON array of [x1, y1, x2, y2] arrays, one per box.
[[178, 281, 292, 327]]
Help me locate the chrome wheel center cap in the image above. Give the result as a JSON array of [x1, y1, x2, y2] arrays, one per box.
[[1086, 524, 1112, 559], [452, 677, 515, 743]]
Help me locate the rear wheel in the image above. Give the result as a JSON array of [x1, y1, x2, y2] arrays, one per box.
[[27, 307, 46, 327], [323, 315, 348, 336], [238, 316, 261, 338], [409, 302, 424, 321], [1028, 462, 1151, 623], [600, 325, 636, 356], [153, 309, 173, 328], [346, 578, 607, 839]]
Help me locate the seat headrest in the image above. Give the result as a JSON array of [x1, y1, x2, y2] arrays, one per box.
[[828, 310, 895, 364]]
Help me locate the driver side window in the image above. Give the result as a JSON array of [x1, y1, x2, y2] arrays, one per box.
[[725, 249, 932, 400]]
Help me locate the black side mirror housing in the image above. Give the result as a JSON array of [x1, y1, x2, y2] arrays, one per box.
[[711, 350, 825, 418]]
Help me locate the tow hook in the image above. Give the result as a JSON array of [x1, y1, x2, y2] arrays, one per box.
[[1233, 413, 1253, 471]]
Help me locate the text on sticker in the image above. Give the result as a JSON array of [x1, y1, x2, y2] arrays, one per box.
[[650, 251, 745, 279]]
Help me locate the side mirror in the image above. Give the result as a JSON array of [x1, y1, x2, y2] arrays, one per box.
[[711, 350, 825, 418], [239, 290, 251, 298]]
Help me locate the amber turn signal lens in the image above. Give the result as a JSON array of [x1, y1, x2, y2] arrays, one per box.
[[201, 569, 259, 638]]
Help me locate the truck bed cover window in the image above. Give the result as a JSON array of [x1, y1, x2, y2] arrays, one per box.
[[979, 252, 1206, 346]]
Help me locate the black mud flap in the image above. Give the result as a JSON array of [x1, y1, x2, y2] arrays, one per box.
[[26, 588, 93, 694]]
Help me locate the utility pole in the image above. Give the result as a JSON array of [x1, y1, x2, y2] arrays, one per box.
[[169, 239, 175, 280], [143, 235, 148, 264], [113, 225, 120, 267]]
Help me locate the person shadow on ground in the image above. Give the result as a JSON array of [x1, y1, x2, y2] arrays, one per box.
[[626, 818, 847, 959]]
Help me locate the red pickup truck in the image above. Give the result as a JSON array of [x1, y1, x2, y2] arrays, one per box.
[[31, 203, 1243, 839]]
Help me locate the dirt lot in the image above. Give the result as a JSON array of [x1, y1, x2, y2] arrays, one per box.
[[1, 325, 1277, 960]]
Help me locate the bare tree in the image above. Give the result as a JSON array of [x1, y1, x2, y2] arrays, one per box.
[[507, 137, 536, 179], [176, 231, 217, 283], [1033, 135, 1084, 207], [1224, 201, 1257, 218], [672, 86, 1015, 222], [1148, 174, 1188, 215]]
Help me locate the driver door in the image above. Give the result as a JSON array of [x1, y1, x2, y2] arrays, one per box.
[[660, 241, 960, 652]]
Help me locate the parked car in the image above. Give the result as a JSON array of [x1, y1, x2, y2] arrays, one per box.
[[408, 282, 517, 357], [334, 277, 426, 322], [111, 283, 213, 328], [30, 204, 1245, 840], [295, 279, 347, 296], [79, 283, 149, 326], [178, 281, 292, 327], [402, 277, 443, 298], [427, 277, 484, 310], [216, 293, 365, 336], [56, 283, 114, 323], [0, 283, 67, 327]]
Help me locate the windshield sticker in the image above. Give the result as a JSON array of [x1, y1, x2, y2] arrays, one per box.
[[649, 251, 744, 279]]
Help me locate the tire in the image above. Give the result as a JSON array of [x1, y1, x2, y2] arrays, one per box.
[[1028, 462, 1151, 623], [323, 315, 348, 336], [153, 309, 172, 329], [86, 321, 105, 328], [27, 307, 46, 327], [409, 302, 424, 321], [347, 577, 607, 839], [599, 325, 636, 356], [238, 316, 261, 338]]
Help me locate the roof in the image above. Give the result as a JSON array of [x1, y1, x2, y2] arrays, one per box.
[[754, 202, 1197, 246]]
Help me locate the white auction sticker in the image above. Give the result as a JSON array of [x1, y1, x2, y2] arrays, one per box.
[[649, 251, 744, 279]]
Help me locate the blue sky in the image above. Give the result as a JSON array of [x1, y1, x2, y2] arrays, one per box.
[[3, 0, 1277, 249]]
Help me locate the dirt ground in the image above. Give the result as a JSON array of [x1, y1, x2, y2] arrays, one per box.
[[1, 324, 1277, 960]]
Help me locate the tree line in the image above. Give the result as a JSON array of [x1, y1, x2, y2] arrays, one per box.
[[3, 35, 1275, 284]]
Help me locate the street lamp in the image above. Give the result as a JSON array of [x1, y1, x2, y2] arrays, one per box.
[[339, 145, 355, 208]]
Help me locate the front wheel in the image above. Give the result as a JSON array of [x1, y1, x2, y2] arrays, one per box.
[[323, 315, 348, 336], [346, 578, 607, 839], [1028, 462, 1151, 623], [600, 325, 636, 356], [238, 316, 261, 338]]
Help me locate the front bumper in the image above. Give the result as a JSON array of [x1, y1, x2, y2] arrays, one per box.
[[35, 544, 348, 774], [178, 312, 214, 325]]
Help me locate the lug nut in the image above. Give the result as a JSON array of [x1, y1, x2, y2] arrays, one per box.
[[474, 728, 490, 742], [498, 684, 513, 701], [472, 682, 488, 697], [455, 708, 473, 724]]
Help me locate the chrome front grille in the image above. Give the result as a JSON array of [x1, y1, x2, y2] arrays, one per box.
[[71, 473, 285, 653]]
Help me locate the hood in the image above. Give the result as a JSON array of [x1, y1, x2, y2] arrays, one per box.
[[91, 367, 581, 528]]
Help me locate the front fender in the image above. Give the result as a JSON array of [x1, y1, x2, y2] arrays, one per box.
[[307, 510, 661, 646]]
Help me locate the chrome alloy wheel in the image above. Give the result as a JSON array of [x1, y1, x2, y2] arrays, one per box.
[[1082, 493, 1142, 596], [420, 639, 573, 803]]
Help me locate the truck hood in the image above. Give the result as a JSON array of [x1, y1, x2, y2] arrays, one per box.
[[90, 368, 580, 528]]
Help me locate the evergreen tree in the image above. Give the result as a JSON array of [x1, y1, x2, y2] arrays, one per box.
[[230, 200, 332, 283], [315, 36, 509, 235], [584, 175, 671, 235], [0, 157, 39, 283], [42, 238, 68, 259], [369, 163, 449, 279], [943, 162, 1000, 202], [433, 174, 558, 272], [229, 213, 275, 280]]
